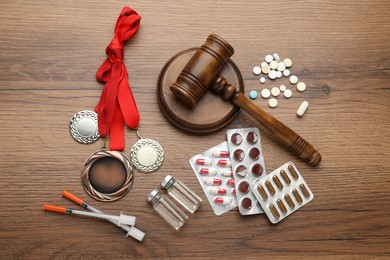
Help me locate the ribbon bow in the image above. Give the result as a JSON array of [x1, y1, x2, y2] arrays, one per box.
[[95, 7, 141, 150]]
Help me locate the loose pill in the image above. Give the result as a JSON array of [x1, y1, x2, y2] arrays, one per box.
[[272, 53, 280, 62], [217, 159, 231, 167], [256, 184, 268, 200], [238, 181, 250, 193], [212, 150, 229, 158], [265, 54, 273, 63], [204, 177, 222, 186], [214, 197, 232, 205], [277, 199, 287, 214], [269, 204, 280, 219], [299, 183, 310, 198], [268, 98, 278, 108], [241, 197, 252, 210], [284, 194, 295, 209], [220, 169, 233, 177], [252, 66, 261, 75], [196, 158, 212, 166], [269, 60, 278, 70], [279, 85, 286, 92], [261, 88, 271, 98], [296, 82, 306, 92], [209, 187, 227, 196], [283, 58, 292, 68], [289, 75, 298, 84], [261, 64, 270, 74], [235, 165, 248, 178], [277, 62, 286, 72], [251, 163, 264, 177], [280, 170, 291, 185], [226, 178, 235, 187], [230, 133, 243, 145], [265, 180, 275, 195], [288, 165, 299, 179], [283, 89, 292, 99], [259, 77, 266, 84], [272, 175, 283, 190], [276, 71, 282, 78], [268, 70, 277, 79], [199, 168, 217, 175], [292, 189, 303, 204], [283, 69, 290, 77], [249, 90, 258, 100], [261, 61, 268, 67], [297, 101, 309, 117], [271, 87, 281, 97]]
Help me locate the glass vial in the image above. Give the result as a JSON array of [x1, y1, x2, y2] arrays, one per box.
[[161, 175, 202, 213], [147, 189, 188, 230]]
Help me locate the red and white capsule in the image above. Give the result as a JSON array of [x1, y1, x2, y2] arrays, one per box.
[[212, 150, 229, 158], [220, 169, 233, 177], [217, 159, 231, 167], [195, 158, 212, 166], [204, 177, 222, 186], [208, 187, 227, 195], [214, 197, 232, 206], [226, 178, 235, 187], [199, 168, 217, 176]]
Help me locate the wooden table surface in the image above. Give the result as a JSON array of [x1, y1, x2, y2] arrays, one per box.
[[1, 0, 389, 258]]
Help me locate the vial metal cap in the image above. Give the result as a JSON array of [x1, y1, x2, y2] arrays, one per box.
[[161, 175, 174, 188], [147, 188, 161, 202], [69, 110, 99, 144]]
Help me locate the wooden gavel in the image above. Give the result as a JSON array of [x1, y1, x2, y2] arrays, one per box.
[[170, 34, 321, 166]]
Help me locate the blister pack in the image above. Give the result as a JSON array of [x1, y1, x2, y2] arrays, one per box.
[[189, 142, 237, 216], [226, 128, 266, 215], [252, 161, 314, 224]]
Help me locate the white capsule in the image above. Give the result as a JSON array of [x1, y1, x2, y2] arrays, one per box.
[[212, 150, 229, 158], [272, 53, 280, 62], [279, 85, 286, 92], [289, 75, 298, 84], [261, 64, 270, 74], [195, 158, 212, 166], [214, 196, 232, 205], [199, 168, 217, 175], [268, 70, 278, 80], [283, 69, 290, 77], [276, 71, 282, 78], [252, 66, 261, 75], [208, 187, 227, 196], [265, 54, 273, 63], [259, 77, 266, 84], [284, 89, 293, 99], [204, 177, 222, 186], [268, 98, 278, 108], [297, 82, 307, 92], [261, 88, 271, 99], [217, 159, 231, 167], [271, 87, 281, 97], [277, 62, 286, 72], [269, 61, 278, 70], [220, 169, 233, 177], [297, 101, 309, 117], [283, 58, 292, 68]]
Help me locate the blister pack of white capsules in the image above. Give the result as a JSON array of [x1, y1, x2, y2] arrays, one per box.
[[189, 142, 237, 216], [226, 128, 266, 215], [251, 161, 314, 224]]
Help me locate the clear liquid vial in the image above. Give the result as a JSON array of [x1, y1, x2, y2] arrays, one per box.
[[147, 189, 188, 230], [161, 175, 202, 213]]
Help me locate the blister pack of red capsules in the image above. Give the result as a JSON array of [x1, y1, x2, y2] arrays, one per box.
[[226, 128, 267, 215], [189, 142, 237, 215]]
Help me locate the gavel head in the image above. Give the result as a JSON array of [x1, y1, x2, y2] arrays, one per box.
[[169, 34, 234, 107]]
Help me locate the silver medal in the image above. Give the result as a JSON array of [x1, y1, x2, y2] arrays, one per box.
[[69, 110, 100, 144], [130, 130, 164, 173]]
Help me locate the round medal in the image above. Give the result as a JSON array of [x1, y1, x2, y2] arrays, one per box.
[[130, 137, 164, 173], [69, 110, 99, 144]]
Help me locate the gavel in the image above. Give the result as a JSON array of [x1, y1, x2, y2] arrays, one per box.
[[170, 34, 321, 166]]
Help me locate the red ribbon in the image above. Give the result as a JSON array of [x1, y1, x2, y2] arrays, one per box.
[[95, 7, 141, 151]]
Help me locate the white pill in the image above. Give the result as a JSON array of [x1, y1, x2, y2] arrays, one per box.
[[273, 53, 280, 62], [209, 187, 227, 196], [259, 77, 266, 84], [277, 62, 286, 72], [261, 64, 270, 74], [289, 75, 298, 84], [283, 69, 290, 77], [261, 88, 271, 98], [297, 101, 309, 117], [261, 61, 268, 67], [279, 85, 286, 92], [283, 58, 292, 68], [283, 89, 292, 98], [214, 196, 232, 205], [271, 87, 281, 97], [268, 70, 277, 79], [265, 54, 273, 63], [252, 66, 261, 75], [268, 98, 278, 108], [269, 60, 278, 70], [297, 82, 307, 92], [277, 71, 282, 78]]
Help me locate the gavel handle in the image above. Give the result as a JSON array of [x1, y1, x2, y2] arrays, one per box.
[[212, 76, 321, 166]]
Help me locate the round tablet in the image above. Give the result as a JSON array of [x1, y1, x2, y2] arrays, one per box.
[[268, 70, 277, 80], [283, 58, 292, 68], [249, 147, 260, 160], [249, 90, 258, 99], [289, 75, 298, 84], [269, 60, 278, 70], [251, 163, 264, 177], [231, 133, 243, 145], [297, 82, 307, 92], [283, 69, 290, 77], [271, 87, 280, 97], [259, 77, 266, 84], [277, 62, 286, 72], [276, 71, 282, 78], [236, 165, 248, 178], [238, 181, 250, 193], [265, 54, 273, 63], [261, 88, 271, 99], [233, 149, 245, 162], [279, 85, 286, 92], [261, 61, 268, 67], [261, 64, 270, 74], [252, 66, 261, 75], [241, 197, 252, 210], [268, 98, 278, 108], [284, 89, 293, 98], [246, 132, 258, 144]]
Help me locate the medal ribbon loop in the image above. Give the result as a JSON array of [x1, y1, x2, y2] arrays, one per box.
[[95, 7, 141, 151]]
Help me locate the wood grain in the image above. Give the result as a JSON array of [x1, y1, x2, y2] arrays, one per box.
[[0, 0, 389, 258]]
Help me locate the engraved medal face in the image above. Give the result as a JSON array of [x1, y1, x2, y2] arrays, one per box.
[[130, 139, 164, 173], [69, 110, 99, 144]]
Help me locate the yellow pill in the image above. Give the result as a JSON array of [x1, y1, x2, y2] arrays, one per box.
[[288, 165, 299, 179], [265, 180, 275, 195], [272, 175, 283, 190], [292, 189, 303, 204], [284, 194, 295, 209], [277, 199, 287, 214], [300, 183, 310, 198], [280, 170, 291, 185], [269, 204, 280, 220], [256, 184, 268, 201]]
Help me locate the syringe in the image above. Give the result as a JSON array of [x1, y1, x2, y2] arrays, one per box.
[[62, 190, 145, 241]]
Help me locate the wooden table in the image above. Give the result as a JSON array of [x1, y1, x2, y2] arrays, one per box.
[[1, 0, 389, 258]]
